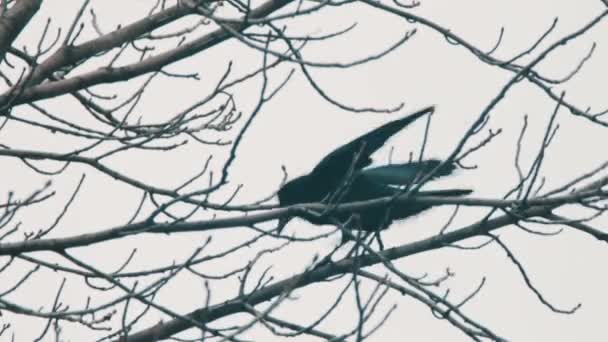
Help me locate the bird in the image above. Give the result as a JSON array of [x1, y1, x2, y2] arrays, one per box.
[[277, 106, 471, 236]]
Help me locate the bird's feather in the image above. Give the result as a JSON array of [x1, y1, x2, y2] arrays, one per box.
[[276, 106, 472, 235], [360, 159, 457, 186], [310, 106, 434, 181]]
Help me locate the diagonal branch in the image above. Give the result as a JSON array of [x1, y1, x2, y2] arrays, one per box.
[[0, 0, 294, 106], [0, 0, 42, 60], [114, 204, 552, 341], [25, 2, 197, 85]]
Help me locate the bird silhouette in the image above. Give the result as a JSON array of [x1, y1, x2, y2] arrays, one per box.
[[277, 106, 471, 236]]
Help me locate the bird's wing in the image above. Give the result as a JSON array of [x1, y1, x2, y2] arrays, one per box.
[[310, 106, 434, 181], [360, 159, 457, 186]]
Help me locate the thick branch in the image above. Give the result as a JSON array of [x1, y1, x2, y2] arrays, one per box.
[[3, 184, 606, 255], [0, 0, 42, 60], [26, 2, 196, 85], [115, 204, 554, 341], [0, 0, 294, 106]]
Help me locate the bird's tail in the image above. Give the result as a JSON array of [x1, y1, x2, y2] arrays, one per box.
[[417, 189, 472, 197], [386, 188, 471, 223]]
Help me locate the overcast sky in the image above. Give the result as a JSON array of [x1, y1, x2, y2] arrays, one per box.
[[3, 0, 608, 341]]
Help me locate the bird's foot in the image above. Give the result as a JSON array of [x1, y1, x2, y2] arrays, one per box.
[[373, 232, 385, 250]]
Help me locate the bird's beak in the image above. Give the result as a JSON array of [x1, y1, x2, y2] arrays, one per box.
[[277, 216, 291, 235]]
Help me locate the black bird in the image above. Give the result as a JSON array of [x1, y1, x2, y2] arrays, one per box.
[[277, 106, 471, 234]]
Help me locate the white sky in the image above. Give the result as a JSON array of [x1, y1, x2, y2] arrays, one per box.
[[2, 0, 608, 341]]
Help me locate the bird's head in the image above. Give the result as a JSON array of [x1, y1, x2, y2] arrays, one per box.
[[276, 176, 318, 233], [278, 176, 307, 206]]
